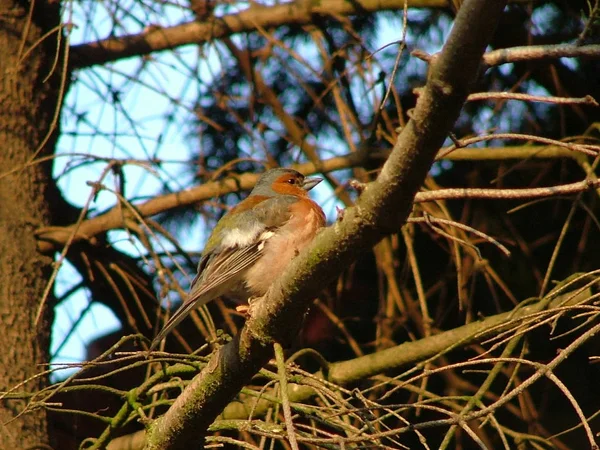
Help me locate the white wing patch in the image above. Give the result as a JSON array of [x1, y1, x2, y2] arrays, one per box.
[[257, 230, 275, 251], [221, 222, 265, 248]]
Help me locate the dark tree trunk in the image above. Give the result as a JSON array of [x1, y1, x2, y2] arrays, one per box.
[[0, 0, 63, 446]]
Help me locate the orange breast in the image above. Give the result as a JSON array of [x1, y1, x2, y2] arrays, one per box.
[[242, 197, 325, 297], [289, 197, 326, 228]]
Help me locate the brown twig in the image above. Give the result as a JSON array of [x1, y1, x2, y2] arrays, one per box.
[[415, 179, 600, 203]]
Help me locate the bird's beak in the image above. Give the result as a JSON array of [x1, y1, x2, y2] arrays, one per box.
[[302, 176, 323, 191]]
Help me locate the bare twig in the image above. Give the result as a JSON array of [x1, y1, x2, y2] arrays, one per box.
[[274, 343, 300, 450], [415, 179, 600, 203]]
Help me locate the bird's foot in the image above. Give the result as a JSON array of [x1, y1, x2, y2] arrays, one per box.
[[236, 296, 261, 317], [235, 304, 249, 314]]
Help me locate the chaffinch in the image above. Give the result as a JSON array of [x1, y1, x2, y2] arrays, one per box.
[[150, 168, 325, 350]]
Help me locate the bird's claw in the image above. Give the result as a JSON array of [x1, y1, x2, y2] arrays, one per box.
[[235, 304, 249, 314], [236, 296, 260, 317]]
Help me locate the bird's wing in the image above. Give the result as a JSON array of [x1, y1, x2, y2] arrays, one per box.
[[149, 239, 269, 350], [150, 195, 296, 350]]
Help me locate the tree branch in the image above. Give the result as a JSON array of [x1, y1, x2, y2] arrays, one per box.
[[69, 0, 443, 69], [69, 0, 533, 70], [36, 144, 585, 255], [412, 43, 600, 67], [35, 152, 374, 254], [483, 43, 600, 66], [107, 275, 596, 450], [414, 178, 600, 202], [143, 0, 509, 448]]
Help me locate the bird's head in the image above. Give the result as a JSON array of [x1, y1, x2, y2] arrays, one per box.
[[251, 168, 323, 197]]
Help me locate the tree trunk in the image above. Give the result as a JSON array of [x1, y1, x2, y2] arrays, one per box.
[[0, 0, 62, 446]]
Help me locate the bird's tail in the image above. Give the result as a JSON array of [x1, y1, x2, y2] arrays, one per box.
[[149, 295, 205, 351]]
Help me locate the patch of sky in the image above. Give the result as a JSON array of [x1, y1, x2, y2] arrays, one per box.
[[560, 57, 579, 71], [312, 174, 342, 223], [530, 3, 564, 37], [51, 260, 121, 381], [53, 1, 225, 374], [369, 11, 453, 98], [282, 39, 323, 81], [430, 159, 453, 177], [498, 63, 514, 77]]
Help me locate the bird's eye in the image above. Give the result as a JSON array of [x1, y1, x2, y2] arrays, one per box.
[[287, 178, 295, 184]]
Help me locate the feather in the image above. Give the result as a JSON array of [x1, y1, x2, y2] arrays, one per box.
[[149, 230, 276, 350]]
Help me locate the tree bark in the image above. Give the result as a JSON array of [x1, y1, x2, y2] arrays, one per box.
[[0, 0, 62, 446]]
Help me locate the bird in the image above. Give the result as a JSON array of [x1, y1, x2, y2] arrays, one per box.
[[150, 168, 326, 350]]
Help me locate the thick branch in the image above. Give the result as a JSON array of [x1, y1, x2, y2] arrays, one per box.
[[143, 0, 508, 448], [108, 277, 595, 450], [35, 152, 373, 253], [70, 0, 444, 69], [69, 0, 531, 70], [36, 145, 581, 254]]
